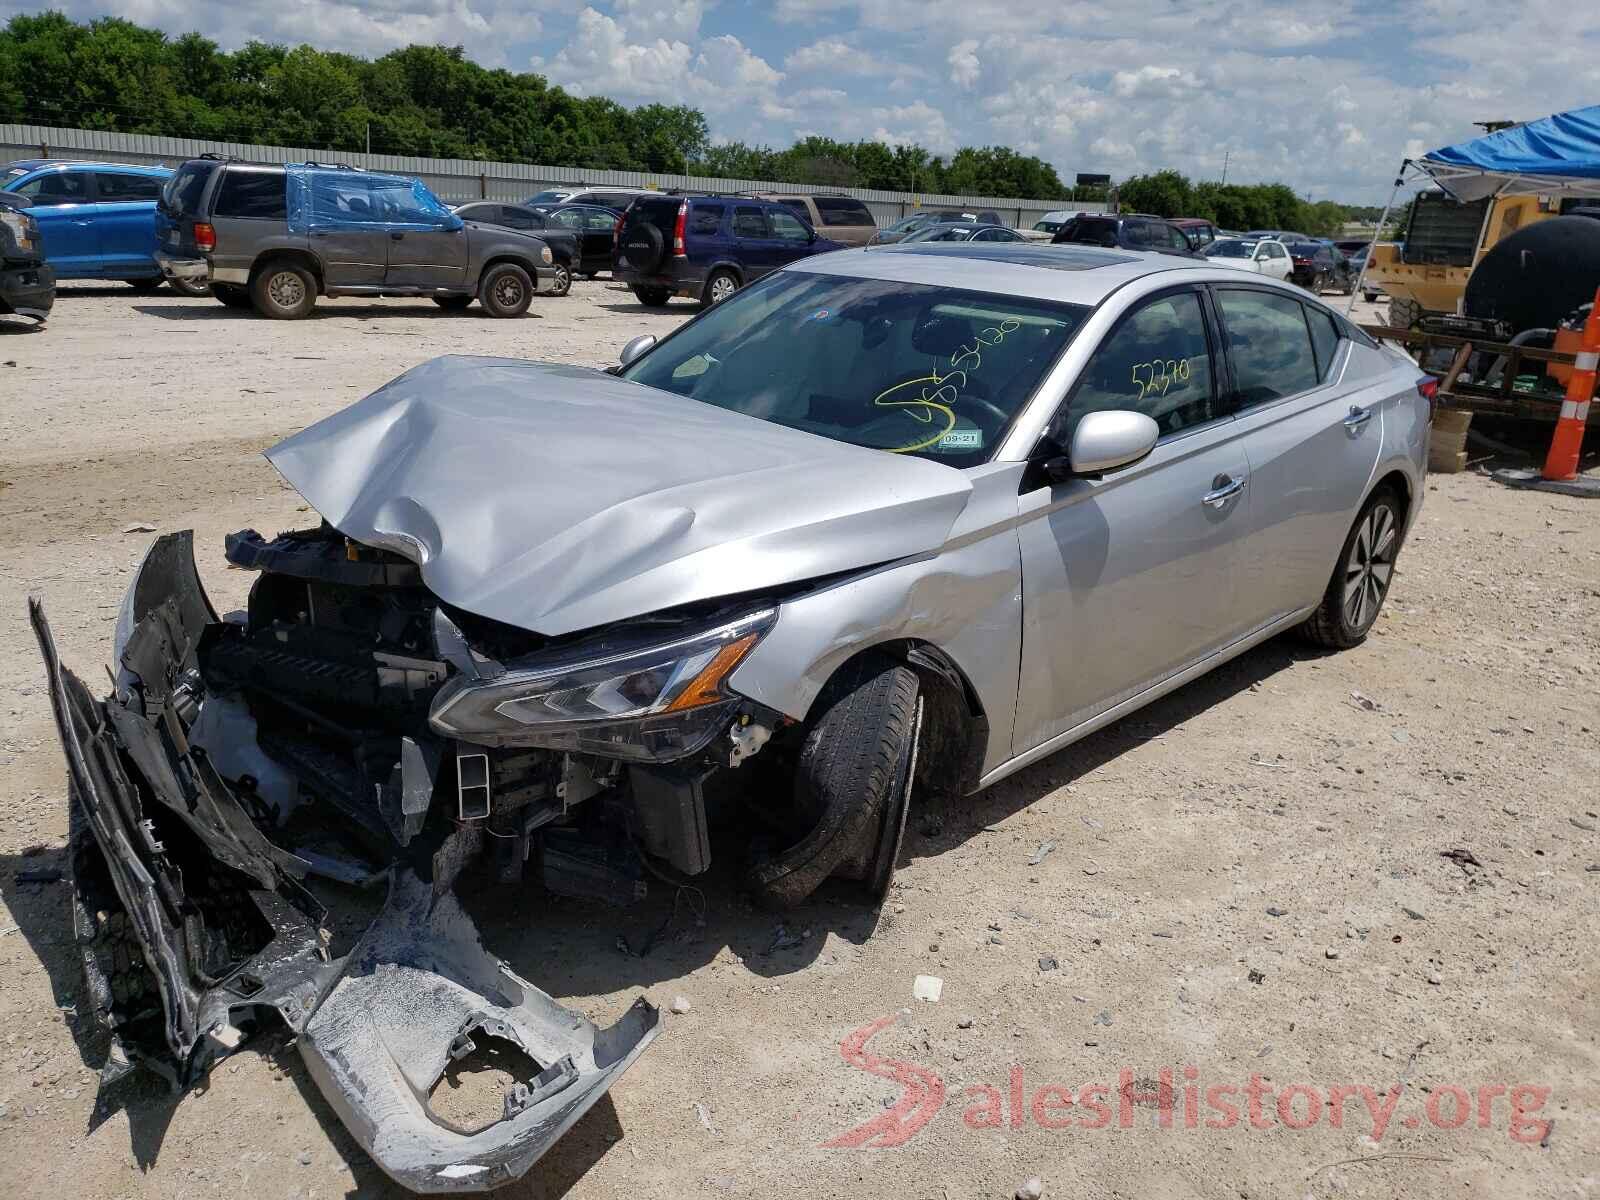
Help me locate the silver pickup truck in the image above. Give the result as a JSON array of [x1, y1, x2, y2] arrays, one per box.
[[156, 158, 558, 318]]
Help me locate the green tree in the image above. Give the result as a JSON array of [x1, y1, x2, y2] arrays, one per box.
[[1115, 169, 1193, 217]]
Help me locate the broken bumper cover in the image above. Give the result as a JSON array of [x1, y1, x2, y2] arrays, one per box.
[[154, 251, 209, 284], [29, 533, 660, 1193], [0, 260, 54, 319]]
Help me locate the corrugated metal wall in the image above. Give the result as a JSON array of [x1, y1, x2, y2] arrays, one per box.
[[0, 123, 1105, 228]]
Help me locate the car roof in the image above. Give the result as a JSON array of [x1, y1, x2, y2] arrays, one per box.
[[6, 160, 171, 176], [795, 242, 1222, 303]]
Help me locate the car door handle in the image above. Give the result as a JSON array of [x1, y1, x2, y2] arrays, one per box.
[[1343, 405, 1373, 431], [1201, 475, 1246, 508]]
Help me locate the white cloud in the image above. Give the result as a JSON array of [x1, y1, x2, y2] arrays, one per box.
[[947, 38, 979, 90], [784, 36, 882, 76], [610, 0, 706, 40]]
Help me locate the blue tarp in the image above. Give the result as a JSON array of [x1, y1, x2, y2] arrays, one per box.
[[1417, 105, 1600, 201], [284, 165, 461, 234]]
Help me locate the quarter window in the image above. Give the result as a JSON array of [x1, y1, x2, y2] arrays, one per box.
[[1056, 290, 1218, 439], [815, 196, 874, 227], [212, 171, 287, 219], [689, 204, 725, 235], [1215, 289, 1321, 406], [96, 172, 163, 202], [1306, 305, 1342, 380]]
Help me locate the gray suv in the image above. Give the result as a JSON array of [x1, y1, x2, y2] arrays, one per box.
[[156, 158, 558, 318]]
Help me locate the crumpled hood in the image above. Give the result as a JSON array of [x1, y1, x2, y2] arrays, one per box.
[[265, 355, 974, 636]]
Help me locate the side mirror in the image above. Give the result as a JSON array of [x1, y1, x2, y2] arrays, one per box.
[[618, 333, 657, 366], [1069, 410, 1161, 475]]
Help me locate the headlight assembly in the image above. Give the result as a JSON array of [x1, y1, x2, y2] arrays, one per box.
[[540, 244, 553, 264], [429, 608, 776, 761]]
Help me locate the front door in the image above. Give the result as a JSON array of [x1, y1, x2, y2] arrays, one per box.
[[766, 207, 817, 267], [1217, 287, 1383, 628], [375, 178, 468, 289], [1013, 287, 1253, 755], [14, 168, 98, 276], [731, 205, 777, 278]]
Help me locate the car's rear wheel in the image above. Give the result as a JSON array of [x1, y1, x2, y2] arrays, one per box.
[[169, 276, 211, 297], [632, 284, 672, 307], [479, 263, 533, 318], [433, 294, 474, 312], [747, 652, 921, 909], [701, 269, 739, 309], [1299, 487, 1403, 649], [251, 260, 317, 319], [211, 283, 253, 309]]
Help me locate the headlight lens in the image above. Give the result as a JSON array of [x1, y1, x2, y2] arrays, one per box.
[[540, 245, 553, 264], [0, 209, 33, 252], [429, 608, 775, 761]]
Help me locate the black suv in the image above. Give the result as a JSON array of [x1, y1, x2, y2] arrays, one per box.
[[1052, 213, 1197, 256], [613, 193, 844, 307], [156, 157, 560, 318]]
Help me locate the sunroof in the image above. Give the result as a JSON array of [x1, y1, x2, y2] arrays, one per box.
[[877, 242, 1136, 271]]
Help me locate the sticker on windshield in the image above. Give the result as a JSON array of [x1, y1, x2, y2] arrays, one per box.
[[936, 428, 983, 451]]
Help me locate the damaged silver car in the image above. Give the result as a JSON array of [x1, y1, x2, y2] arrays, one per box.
[[33, 242, 1429, 1191]]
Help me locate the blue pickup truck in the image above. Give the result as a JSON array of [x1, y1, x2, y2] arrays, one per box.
[[0, 160, 208, 294]]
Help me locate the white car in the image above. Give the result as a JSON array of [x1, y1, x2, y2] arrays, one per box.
[[1202, 237, 1293, 280]]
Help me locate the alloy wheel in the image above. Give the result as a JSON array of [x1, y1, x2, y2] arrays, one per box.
[[1342, 502, 1396, 632], [267, 271, 305, 310], [710, 274, 736, 303], [494, 274, 525, 309]]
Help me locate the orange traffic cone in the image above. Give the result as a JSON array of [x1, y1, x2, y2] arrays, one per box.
[[1543, 288, 1600, 481]]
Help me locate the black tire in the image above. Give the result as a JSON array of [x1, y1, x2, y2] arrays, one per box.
[[1299, 487, 1403, 650], [122, 277, 163, 294], [479, 262, 533, 318], [700, 268, 739, 309], [619, 223, 666, 272], [169, 275, 210, 298], [1388, 296, 1423, 330], [549, 260, 573, 297], [747, 652, 921, 909], [632, 284, 672, 307], [1363, 291, 1380, 303], [250, 259, 317, 319], [212, 283, 253, 309], [433, 294, 474, 312]]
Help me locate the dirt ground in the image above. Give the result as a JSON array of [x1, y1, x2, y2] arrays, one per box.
[[0, 281, 1596, 1200]]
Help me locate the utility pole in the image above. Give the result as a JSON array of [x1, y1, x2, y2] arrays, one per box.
[[365, 123, 371, 156], [1220, 149, 1229, 185]]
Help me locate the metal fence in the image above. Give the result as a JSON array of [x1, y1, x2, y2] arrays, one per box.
[[1, 123, 1105, 230]]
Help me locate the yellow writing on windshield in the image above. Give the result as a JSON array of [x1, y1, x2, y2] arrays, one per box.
[[881, 315, 1023, 454]]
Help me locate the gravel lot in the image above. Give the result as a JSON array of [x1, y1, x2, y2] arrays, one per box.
[[0, 281, 1596, 1199]]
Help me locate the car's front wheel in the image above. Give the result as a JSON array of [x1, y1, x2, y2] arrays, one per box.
[[1299, 487, 1403, 649], [747, 652, 921, 908], [479, 263, 533, 318], [548, 262, 572, 297], [251, 261, 317, 319]]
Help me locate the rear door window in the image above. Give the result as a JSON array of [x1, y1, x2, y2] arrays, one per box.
[[96, 172, 163, 202], [1215, 288, 1322, 406], [212, 170, 287, 219], [733, 206, 769, 238], [499, 205, 539, 230], [814, 196, 874, 227]]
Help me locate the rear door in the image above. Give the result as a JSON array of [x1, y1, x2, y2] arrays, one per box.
[[1218, 287, 1381, 627], [12, 168, 98, 274], [577, 205, 619, 273], [208, 167, 287, 278], [731, 204, 777, 277], [91, 170, 164, 274]]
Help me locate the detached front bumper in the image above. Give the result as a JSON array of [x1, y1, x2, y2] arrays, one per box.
[[155, 250, 210, 285], [30, 533, 660, 1194], [0, 260, 54, 320]]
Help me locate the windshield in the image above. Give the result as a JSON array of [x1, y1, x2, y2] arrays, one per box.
[[3, 166, 27, 186], [620, 270, 1089, 467], [1204, 239, 1256, 258], [1288, 241, 1323, 256]]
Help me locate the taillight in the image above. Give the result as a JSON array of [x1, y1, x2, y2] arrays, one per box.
[[1418, 376, 1439, 415], [612, 213, 623, 250], [194, 222, 216, 252], [672, 201, 687, 256]]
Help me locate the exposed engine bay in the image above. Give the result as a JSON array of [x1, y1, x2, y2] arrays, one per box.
[[31, 524, 913, 1193]]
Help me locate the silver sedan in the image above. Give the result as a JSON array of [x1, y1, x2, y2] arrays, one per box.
[[34, 239, 1429, 1192]]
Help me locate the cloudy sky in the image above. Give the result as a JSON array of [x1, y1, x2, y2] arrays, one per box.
[[9, 0, 1600, 201]]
